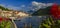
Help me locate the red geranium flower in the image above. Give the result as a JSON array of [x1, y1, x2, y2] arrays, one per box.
[[0, 17, 9, 22], [50, 3, 60, 19], [0, 17, 3, 22]]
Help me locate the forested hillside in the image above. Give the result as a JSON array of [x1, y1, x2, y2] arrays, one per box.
[[32, 6, 52, 16], [0, 6, 11, 11]]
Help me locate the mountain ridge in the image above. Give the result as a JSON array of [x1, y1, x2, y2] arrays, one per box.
[[32, 6, 52, 16]]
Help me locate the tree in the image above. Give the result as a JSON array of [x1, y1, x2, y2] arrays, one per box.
[[0, 6, 11, 11]]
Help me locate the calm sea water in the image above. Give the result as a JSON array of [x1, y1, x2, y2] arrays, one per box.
[[14, 16, 49, 28]]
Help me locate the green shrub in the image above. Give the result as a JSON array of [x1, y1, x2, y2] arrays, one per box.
[[0, 20, 11, 28], [40, 17, 60, 28]]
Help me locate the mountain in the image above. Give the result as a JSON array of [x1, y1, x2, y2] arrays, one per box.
[[32, 6, 52, 16]]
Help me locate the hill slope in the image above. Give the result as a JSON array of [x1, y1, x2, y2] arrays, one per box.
[[0, 6, 11, 11], [32, 6, 52, 16]]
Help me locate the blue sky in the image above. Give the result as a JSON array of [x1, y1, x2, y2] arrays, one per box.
[[0, 0, 59, 6], [0, 0, 60, 12]]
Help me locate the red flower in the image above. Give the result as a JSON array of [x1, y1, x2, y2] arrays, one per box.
[[0, 17, 9, 22], [0, 17, 3, 22], [50, 3, 60, 19], [4, 17, 9, 21]]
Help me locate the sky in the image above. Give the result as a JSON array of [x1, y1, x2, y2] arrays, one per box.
[[0, 0, 60, 13]]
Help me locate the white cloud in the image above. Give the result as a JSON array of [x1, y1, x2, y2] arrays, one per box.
[[6, 5, 26, 10], [46, 3, 53, 6], [32, 1, 53, 11], [6, 5, 20, 10], [21, 5, 25, 7]]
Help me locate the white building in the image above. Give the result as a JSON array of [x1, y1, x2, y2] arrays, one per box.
[[0, 10, 29, 18]]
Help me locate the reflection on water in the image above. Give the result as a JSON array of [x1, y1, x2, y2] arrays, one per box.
[[14, 16, 49, 28]]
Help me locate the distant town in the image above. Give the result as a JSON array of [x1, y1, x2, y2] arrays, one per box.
[[0, 9, 29, 19]]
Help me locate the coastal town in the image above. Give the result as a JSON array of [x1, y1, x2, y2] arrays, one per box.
[[0, 9, 29, 20]]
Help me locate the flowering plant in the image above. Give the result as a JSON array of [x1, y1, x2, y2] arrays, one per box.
[[40, 17, 60, 28], [50, 3, 60, 19], [0, 17, 11, 28]]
